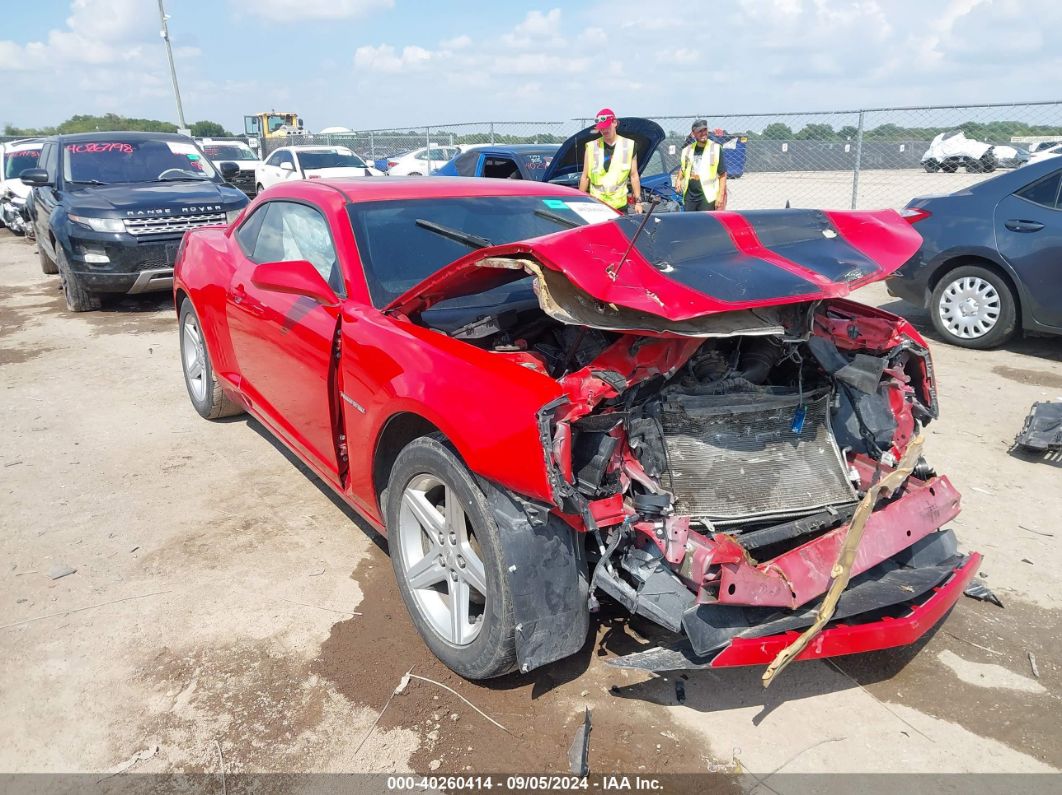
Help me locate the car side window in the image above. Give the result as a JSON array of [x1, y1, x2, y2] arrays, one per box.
[[453, 151, 479, 176], [264, 150, 280, 167], [276, 151, 293, 168], [414, 149, 431, 161], [42, 144, 58, 181], [250, 202, 343, 296], [236, 204, 269, 255], [1016, 171, 1062, 209]]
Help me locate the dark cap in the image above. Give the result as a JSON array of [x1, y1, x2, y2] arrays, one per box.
[[691, 119, 708, 131]]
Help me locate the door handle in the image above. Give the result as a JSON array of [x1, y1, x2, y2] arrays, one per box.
[[1005, 219, 1045, 232]]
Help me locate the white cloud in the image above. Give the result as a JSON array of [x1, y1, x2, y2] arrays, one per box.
[[440, 34, 472, 50], [230, 0, 393, 22], [354, 44, 432, 73], [502, 8, 565, 48]]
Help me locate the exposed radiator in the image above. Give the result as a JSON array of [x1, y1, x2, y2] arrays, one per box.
[[660, 388, 856, 522]]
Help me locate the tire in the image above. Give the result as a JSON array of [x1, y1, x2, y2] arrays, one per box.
[[39, 244, 57, 275], [256, 183, 265, 194], [56, 247, 100, 312], [385, 436, 518, 679], [941, 161, 958, 173], [178, 299, 244, 419], [930, 265, 1018, 349], [407, 172, 422, 177], [923, 160, 940, 173]]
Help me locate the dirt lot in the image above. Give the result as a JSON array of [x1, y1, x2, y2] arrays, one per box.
[[728, 168, 994, 212], [1, 228, 1060, 780]]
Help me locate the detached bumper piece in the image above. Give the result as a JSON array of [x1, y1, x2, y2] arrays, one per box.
[[608, 530, 979, 672], [1014, 401, 1062, 454]]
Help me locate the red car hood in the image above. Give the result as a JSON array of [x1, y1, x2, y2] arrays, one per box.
[[384, 209, 922, 322]]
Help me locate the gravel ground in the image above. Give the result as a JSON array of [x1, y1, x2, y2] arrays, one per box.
[[1, 227, 1059, 779]]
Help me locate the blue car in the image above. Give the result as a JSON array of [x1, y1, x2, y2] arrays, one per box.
[[436, 118, 683, 210], [887, 156, 1062, 348]]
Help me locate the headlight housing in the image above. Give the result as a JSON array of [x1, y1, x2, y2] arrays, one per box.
[[68, 214, 125, 234], [225, 208, 242, 225]]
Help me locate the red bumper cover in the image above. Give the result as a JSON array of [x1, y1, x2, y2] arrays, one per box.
[[709, 551, 981, 667]]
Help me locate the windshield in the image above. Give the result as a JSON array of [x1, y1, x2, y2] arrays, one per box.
[[4, 147, 42, 179], [347, 195, 614, 307], [62, 139, 218, 185], [298, 149, 367, 170], [514, 150, 557, 177], [200, 143, 258, 162], [267, 114, 293, 133]]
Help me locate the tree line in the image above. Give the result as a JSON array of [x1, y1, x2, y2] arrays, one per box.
[[3, 114, 232, 138]]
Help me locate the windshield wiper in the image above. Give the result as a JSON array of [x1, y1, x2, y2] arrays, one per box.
[[152, 175, 208, 182], [415, 219, 493, 250], [534, 208, 581, 229], [68, 179, 107, 186]]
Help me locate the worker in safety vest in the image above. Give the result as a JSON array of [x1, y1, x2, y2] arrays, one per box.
[[675, 119, 727, 211], [578, 108, 643, 214]]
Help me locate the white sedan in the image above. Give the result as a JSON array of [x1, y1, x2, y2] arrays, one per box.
[[256, 146, 382, 192], [385, 145, 460, 176]]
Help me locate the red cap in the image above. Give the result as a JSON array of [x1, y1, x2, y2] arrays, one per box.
[[594, 108, 616, 131]]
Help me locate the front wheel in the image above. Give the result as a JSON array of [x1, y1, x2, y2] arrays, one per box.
[[930, 265, 1017, 349], [179, 299, 244, 419], [386, 437, 517, 679], [39, 244, 57, 275], [56, 248, 100, 311]]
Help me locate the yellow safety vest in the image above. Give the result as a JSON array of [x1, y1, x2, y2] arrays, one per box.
[[678, 141, 722, 202], [586, 135, 634, 209]]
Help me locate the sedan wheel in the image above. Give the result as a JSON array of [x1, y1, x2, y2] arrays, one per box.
[[930, 265, 1017, 349], [397, 474, 487, 646], [178, 299, 244, 419], [385, 436, 520, 678]]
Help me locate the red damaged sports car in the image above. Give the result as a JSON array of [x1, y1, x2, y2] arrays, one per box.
[[174, 177, 980, 683]]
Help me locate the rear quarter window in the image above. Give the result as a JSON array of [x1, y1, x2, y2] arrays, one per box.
[[1016, 171, 1062, 209]]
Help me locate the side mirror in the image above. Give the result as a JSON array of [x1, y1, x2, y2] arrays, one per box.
[[251, 260, 338, 306], [218, 161, 240, 179], [20, 168, 50, 187], [280, 161, 295, 172]]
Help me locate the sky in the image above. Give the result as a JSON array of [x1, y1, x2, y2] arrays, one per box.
[[1, 0, 1059, 133]]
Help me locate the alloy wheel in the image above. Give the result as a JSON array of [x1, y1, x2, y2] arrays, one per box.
[[182, 316, 208, 402], [397, 474, 487, 646]]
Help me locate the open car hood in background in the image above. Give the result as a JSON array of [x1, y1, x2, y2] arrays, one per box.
[[541, 117, 666, 184], [385, 209, 923, 332]]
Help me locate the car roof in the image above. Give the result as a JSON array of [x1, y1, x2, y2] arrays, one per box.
[[278, 145, 354, 152], [269, 176, 585, 203], [50, 131, 194, 143], [481, 144, 560, 153]]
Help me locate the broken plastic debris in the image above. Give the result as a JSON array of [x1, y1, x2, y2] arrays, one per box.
[[48, 563, 77, 580], [568, 707, 592, 777], [963, 578, 1003, 608]]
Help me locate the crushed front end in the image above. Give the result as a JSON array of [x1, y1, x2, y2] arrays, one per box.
[[540, 299, 978, 673]]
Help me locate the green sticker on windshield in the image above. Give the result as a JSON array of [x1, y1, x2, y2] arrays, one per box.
[[543, 199, 567, 209], [186, 153, 201, 160]]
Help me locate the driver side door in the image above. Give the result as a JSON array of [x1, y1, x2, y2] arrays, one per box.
[[226, 199, 345, 484]]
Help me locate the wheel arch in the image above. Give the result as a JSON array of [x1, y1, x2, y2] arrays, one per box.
[[928, 254, 1023, 321], [372, 411, 448, 510]]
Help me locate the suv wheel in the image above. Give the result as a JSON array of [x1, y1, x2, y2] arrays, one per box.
[[930, 265, 1017, 349], [179, 299, 244, 420], [39, 244, 58, 275], [56, 248, 100, 311], [385, 437, 519, 679]]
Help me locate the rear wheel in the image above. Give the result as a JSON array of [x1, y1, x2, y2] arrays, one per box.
[[923, 159, 940, 173], [930, 265, 1017, 349], [179, 299, 244, 419], [56, 247, 100, 312], [407, 171, 422, 177], [386, 437, 517, 679]]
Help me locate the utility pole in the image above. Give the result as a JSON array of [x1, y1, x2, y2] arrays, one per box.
[[156, 0, 188, 132]]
